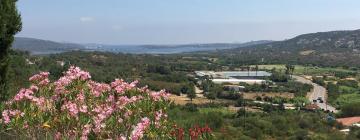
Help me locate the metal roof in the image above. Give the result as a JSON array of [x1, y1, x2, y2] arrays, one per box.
[[220, 71, 271, 77]]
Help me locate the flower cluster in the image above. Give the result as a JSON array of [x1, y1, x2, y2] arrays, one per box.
[[131, 117, 151, 140], [171, 124, 213, 140], [1, 109, 24, 124], [88, 81, 111, 97], [11, 88, 48, 110], [188, 125, 212, 140], [29, 72, 50, 86], [1, 66, 173, 140]]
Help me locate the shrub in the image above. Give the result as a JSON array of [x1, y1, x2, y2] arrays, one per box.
[[341, 102, 360, 117], [182, 103, 198, 112], [337, 80, 359, 88], [0, 66, 174, 139], [203, 112, 224, 130]]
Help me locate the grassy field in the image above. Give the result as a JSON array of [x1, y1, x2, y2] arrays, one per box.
[[199, 107, 235, 115]]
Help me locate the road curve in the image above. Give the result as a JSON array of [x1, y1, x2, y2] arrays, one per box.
[[293, 75, 338, 113]]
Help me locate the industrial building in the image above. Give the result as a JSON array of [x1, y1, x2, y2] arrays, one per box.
[[195, 71, 272, 84]]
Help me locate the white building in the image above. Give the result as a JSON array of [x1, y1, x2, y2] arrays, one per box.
[[195, 71, 272, 84], [212, 79, 266, 84]]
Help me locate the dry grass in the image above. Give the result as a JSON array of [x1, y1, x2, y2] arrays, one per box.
[[169, 94, 234, 105]]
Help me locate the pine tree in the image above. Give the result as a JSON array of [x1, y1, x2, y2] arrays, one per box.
[[0, 0, 22, 101]]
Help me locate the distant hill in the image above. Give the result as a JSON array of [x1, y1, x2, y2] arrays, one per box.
[[13, 37, 272, 55], [140, 40, 272, 49], [13, 37, 85, 55], [217, 29, 360, 67]]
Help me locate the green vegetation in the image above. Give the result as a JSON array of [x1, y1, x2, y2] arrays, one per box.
[[341, 102, 360, 117], [256, 64, 357, 76], [326, 79, 360, 109], [0, 0, 22, 101], [4, 50, 359, 139], [240, 81, 312, 97], [169, 104, 348, 140], [7, 51, 213, 97]]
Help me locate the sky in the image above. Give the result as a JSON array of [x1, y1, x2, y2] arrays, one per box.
[[16, 0, 360, 45]]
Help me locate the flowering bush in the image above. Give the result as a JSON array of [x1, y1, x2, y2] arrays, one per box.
[[0, 66, 173, 139], [171, 124, 212, 140]]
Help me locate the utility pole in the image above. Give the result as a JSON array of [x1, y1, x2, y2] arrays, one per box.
[[243, 97, 246, 129], [255, 65, 258, 77]]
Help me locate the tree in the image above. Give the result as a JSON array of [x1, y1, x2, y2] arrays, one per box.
[[187, 88, 196, 101], [255, 65, 259, 76], [285, 64, 295, 78], [180, 85, 190, 94], [0, 0, 22, 101], [205, 91, 216, 102], [341, 102, 360, 117], [182, 83, 196, 101]]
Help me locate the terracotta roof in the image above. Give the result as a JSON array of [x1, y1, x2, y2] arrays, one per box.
[[336, 117, 360, 126], [304, 104, 319, 110]]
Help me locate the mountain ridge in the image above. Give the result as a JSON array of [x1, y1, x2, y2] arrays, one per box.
[[216, 29, 360, 67]]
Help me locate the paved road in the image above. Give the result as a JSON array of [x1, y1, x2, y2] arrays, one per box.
[[293, 75, 338, 113]]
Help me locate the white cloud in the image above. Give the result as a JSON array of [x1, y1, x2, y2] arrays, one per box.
[[80, 17, 95, 22]]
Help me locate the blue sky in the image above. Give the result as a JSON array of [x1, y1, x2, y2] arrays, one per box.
[[17, 0, 360, 44]]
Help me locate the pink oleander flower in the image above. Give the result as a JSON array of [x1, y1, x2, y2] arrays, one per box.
[[155, 110, 164, 121], [130, 96, 143, 103], [66, 66, 91, 80], [14, 88, 34, 101], [155, 110, 167, 128], [79, 105, 88, 113], [81, 124, 92, 140], [139, 86, 149, 93], [88, 81, 111, 97], [30, 85, 39, 92], [2, 109, 24, 124], [62, 101, 79, 118], [23, 121, 29, 129], [131, 117, 151, 140], [29, 72, 49, 82], [92, 104, 116, 133], [129, 80, 139, 89], [106, 95, 115, 103], [32, 97, 46, 107], [54, 76, 72, 94], [117, 135, 127, 140], [117, 96, 130, 107], [111, 79, 138, 94], [124, 111, 133, 119], [2, 110, 10, 124], [29, 72, 50, 86], [1, 66, 175, 139], [118, 118, 123, 123], [38, 78, 50, 86], [55, 132, 62, 140], [54, 66, 91, 95], [111, 79, 126, 94], [150, 90, 170, 101], [77, 91, 86, 102]]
